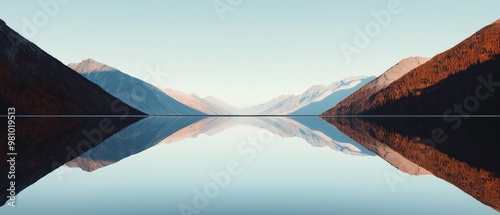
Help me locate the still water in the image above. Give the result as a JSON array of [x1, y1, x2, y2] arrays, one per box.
[[0, 117, 498, 215]]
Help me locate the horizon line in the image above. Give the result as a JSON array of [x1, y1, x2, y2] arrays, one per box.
[[4, 114, 500, 118]]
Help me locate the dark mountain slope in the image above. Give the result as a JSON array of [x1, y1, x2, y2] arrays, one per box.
[[0, 19, 143, 115]]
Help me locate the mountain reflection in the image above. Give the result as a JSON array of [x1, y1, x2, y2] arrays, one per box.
[[324, 117, 500, 212], [65, 116, 372, 172], [0, 116, 141, 206], [4, 115, 499, 212], [65, 116, 204, 171]]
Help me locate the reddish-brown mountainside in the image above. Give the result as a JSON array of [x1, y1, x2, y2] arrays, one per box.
[[326, 19, 500, 115]]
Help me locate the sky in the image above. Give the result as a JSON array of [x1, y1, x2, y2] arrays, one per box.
[[1, 0, 500, 107]]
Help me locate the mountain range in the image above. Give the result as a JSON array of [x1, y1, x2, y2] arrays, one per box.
[[165, 76, 374, 115], [68, 59, 204, 115], [257, 76, 374, 115], [69, 58, 376, 116]]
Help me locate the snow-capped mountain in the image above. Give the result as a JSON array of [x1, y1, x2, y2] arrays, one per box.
[[293, 76, 374, 115], [370, 56, 430, 92], [325, 56, 431, 115], [68, 59, 204, 115], [256, 76, 374, 115], [163, 89, 230, 115], [165, 76, 374, 115]]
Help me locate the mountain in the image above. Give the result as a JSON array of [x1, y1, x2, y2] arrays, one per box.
[[174, 76, 373, 115], [202, 95, 294, 115], [326, 19, 500, 115], [369, 56, 430, 92], [68, 58, 116, 72], [68, 59, 204, 115], [163, 76, 373, 115], [0, 19, 143, 115], [253, 76, 373, 115], [163, 89, 230, 115], [203, 96, 245, 114], [324, 56, 430, 115], [240, 95, 293, 115], [292, 76, 374, 115]]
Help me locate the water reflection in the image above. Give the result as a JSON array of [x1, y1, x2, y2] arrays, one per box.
[[1, 116, 499, 214], [65, 116, 203, 171], [65, 117, 371, 172], [0, 116, 141, 206], [325, 117, 500, 212]]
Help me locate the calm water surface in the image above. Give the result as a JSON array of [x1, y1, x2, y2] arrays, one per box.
[[0, 117, 498, 215]]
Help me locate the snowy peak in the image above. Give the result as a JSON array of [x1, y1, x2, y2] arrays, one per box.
[[302, 85, 327, 99], [339, 76, 367, 84], [68, 59, 117, 73], [324, 56, 429, 115], [257, 76, 373, 115], [373, 56, 430, 91]]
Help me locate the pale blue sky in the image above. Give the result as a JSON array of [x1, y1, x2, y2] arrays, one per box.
[[1, 0, 500, 107]]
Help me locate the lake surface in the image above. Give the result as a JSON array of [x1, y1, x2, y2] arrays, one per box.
[[1, 116, 499, 215]]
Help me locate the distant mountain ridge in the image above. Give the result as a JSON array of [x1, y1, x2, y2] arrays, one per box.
[[162, 89, 231, 115], [69, 59, 204, 115], [258, 76, 373, 115], [293, 76, 374, 115], [165, 76, 374, 115]]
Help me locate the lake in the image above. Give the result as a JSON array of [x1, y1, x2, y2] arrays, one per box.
[[0, 116, 498, 215]]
